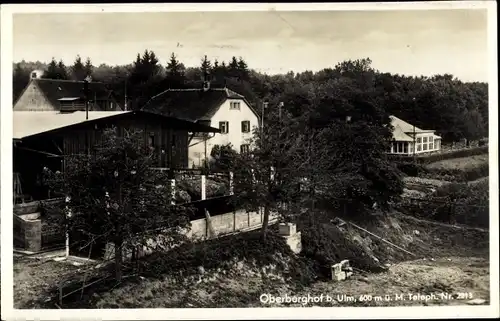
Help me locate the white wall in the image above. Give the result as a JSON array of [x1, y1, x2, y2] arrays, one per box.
[[188, 98, 259, 167], [414, 132, 440, 154], [389, 132, 441, 155]]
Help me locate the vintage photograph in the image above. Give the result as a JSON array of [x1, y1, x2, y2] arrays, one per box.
[[2, 2, 497, 318]]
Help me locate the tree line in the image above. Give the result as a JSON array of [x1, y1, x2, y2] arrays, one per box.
[[13, 51, 488, 142]]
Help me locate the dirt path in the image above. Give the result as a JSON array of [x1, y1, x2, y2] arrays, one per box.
[[294, 256, 489, 307]]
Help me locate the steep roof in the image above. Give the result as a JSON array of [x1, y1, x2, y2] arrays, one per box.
[[392, 124, 414, 142], [390, 115, 435, 133], [141, 87, 255, 122], [31, 78, 113, 108], [13, 111, 127, 139]]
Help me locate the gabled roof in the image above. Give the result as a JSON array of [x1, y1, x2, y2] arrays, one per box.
[[390, 115, 424, 133], [27, 78, 113, 108], [141, 87, 258, 122], [390, 115, 435, 134], [392, 124, 414, 142], [13, 110, 220, 140]]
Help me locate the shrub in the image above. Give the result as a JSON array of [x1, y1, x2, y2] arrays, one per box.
[[433, 179, 489, 228], [138, 230, 316, 285], [403, 179, 490, 228], [422, 162, 489, 182], [209, 144, 238, 172], [297, 213, 387, 277], [395, 161, 426, 177]]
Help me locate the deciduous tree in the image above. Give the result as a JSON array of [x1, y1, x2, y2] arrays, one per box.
[[43, 128, 192, 281]]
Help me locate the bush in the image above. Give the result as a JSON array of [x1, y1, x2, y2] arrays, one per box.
[[430, 179, 489, 228], [396, 161, 426, 177], [422, 161, 489, 182], [138, 230, 316, 285], [297, 213, 387, 277], [401, 179, 490, 228], [209, 144, 238, 172]]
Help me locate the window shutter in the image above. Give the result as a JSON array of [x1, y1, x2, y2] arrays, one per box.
[[226, 122, 229, 133], [241, 121, 244, 132]]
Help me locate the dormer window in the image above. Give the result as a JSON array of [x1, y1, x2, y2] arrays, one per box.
[[230, 101, 241, 110]]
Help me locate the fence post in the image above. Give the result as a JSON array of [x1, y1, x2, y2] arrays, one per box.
[[170, 178, 176, 205], [65, 196, 71, 258], [233, 210, 236, 232], [201, 175, 206, 200], [229, 171, 234, 196], [59, 282, 63, 307]]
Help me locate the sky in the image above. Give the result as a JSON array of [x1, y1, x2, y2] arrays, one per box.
[[12, 9, 489, 82]]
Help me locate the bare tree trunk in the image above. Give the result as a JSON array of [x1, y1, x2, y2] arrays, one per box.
[[114, 235, 123, 282], [261, 204, 270, 242]]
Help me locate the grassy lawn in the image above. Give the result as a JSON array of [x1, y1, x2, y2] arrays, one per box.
[[13, 255, 82, 309], [425, 154, 488, 171]]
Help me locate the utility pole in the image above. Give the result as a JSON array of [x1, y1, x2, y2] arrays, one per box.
[[84, 79, 89, 120], [124, 79, 128, 111], [261, 101, 268, 138]]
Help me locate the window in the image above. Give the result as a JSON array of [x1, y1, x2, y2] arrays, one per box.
[[423, 137, 428, 143], [230, 101, 241, 110], [429, 136, 434, 150], [417, 137, 422, 144], [417, 143, 422, 152], [240, 144, 250, 154], [403, 142, 408, 154], [219, 121, 229, 134], [241, 120, 251, 133]]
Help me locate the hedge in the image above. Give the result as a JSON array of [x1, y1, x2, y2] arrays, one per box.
[[418, 146, 488, 164]]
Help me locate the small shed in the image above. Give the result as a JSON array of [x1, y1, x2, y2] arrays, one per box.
[[13, 110, 220, 202]]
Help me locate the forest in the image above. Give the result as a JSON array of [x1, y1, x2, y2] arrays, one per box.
[[13, 50, 488, 143]]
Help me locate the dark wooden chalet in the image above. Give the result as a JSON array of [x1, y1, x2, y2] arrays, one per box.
[[13, 110, 220, 202]]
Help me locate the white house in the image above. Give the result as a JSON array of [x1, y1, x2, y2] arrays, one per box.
[[389, 115, 442, 155], [141, 83, 260, 168]]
